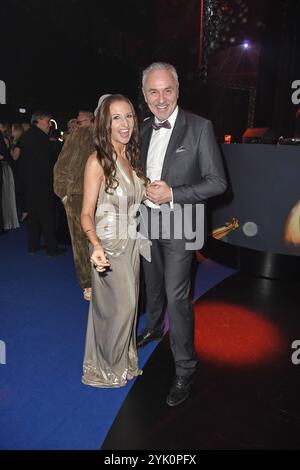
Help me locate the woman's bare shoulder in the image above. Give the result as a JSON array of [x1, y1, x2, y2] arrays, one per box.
[[86, 151, 103, 175]]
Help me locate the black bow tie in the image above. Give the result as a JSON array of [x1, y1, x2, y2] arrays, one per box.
[[152, 120, 171, 131]]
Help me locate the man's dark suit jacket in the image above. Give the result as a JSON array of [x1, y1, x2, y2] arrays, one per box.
[[19, 126, 56, 209], [140, 108, 227, 248]]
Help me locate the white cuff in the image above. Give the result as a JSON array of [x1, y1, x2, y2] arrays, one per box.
[[170, 187, 174, 209]]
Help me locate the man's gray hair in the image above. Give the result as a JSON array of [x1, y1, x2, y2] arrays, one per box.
[[30, 110, 51, 125], [78, 111, 94, 121], [142, 62, 179, 90]]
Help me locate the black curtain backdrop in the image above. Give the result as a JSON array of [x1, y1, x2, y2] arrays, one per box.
[[255, 0, 300, 137]]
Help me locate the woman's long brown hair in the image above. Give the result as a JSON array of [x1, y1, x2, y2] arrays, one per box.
[[93, 94, 148, 193]]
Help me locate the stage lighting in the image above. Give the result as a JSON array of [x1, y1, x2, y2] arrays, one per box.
[[19, 108, 26, 114], [243, 41, 250, 49]]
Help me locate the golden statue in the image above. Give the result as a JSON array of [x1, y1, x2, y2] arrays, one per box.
[[212, 218, 239, 240]]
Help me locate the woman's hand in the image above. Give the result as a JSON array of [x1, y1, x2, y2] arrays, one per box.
[[90, 244, 110, 272], [142, 181, 151, 201]]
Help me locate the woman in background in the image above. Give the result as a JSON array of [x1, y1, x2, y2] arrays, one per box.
[[0, 123, 19, 230]]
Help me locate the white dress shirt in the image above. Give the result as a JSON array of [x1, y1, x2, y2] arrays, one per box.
[[145, 106, 178, 209]]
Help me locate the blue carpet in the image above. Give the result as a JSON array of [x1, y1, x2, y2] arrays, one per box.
[[0, 225, 235, 449]]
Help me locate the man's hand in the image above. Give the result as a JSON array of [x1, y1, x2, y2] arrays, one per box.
[[146, 180, 172, 205]]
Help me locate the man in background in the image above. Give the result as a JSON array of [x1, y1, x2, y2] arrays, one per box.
[[76, 111, 94, 128], [54, 107, 98, 300], [20, 111, 65, 256]]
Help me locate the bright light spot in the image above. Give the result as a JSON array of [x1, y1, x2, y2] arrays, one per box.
[[50, 119, 57, 129], [19, 108, 26, 114], [243, 41, 250, 49], [242, 221, 258, 237]]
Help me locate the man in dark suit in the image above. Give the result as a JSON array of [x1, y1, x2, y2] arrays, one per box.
[[137, 62, 227, 407], [19, 111, 65, 256]]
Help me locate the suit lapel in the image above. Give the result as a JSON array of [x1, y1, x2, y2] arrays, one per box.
[[140, 118, 154, 174], [161, 109, 187, 180]]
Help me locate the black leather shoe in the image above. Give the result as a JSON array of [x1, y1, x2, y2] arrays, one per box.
[[166, 374, 194, 407], [137, 329, 164, 348]]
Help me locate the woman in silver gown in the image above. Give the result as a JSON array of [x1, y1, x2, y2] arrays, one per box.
[[81, 95, 149, 388]]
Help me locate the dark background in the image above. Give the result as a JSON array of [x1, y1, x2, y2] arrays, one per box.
[[0, 0, 300, 139], [211, 144, 300, 256]]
